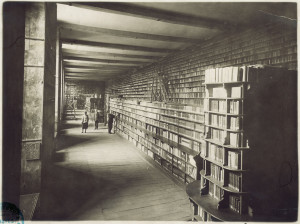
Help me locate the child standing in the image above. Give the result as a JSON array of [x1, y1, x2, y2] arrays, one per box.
[[82, 111, 89, 133]]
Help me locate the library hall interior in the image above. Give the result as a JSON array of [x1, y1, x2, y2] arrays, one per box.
[[2, 1, 299, 222]]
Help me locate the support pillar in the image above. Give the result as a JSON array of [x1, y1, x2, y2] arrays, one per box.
[[21, 2, 57, 219], [3, 2, 25, 208]]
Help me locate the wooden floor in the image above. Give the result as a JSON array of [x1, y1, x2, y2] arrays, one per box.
[[40, 120, 192, 221]]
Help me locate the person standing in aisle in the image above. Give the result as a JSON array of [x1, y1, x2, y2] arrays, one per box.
[[82, 111, 89, 133], [108, 113, 115, 134], [94, 110, 100, 130], [114, 113, 120, 132]]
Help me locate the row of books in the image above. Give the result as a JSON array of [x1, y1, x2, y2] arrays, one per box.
[[160, 115, 177, 125], [160, 150, 172, 163], [161, 115, 200, 131], [205, 66, 247, 83], [169, 132, 179, 142], [210, 163, 224, 182], [146, 124, 159, 134], [143, 122, 203, 152], [228, 172, 242, 191], [229, 100, 241, 114], [178, 119, 195, 129], [138, 142, 195, 181], [138, 135, 195, 173], [162, 110, 204, 122], [176, 76, 202, 83], [140, 101, 202, 113], [229, 133, 248, 148], [210, 114, 227, 129], [172, 98, 203, 105], [122, 105, 205, 126], [178, 126, 200, 139], [207, 143, 224, 163], [144, 134, 196, 164], [230, 117, 241, 130], [209, 128, 227, 144], [227, 151, 240, 169], [210, 100, 227, 113], [173, 147, 187, 160], [171, 92, 205, 98], [138, 110, 160, 120], [169, 124, 178, 133], [171, 81, 203, 88], [141, 136, 186, 169], [121, 114, 134, 123], [161, 130, 168, 139], [208, 182, 225, 201], [229, 194, 241, 213], [157, 140, 172, 152], [173, 157, 186, 170], [196, 123, 205, 133], [176, 87, 203, 92]]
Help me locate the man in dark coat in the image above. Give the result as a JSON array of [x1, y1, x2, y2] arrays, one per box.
[[108, 113, 115, 134]]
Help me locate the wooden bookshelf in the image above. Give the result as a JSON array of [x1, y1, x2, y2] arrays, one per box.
[[186, 65, 298, 221], [109, 98, 205, 184]]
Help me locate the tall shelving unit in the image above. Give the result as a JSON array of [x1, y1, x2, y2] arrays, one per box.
[[187, 65, 298, 221], [187, 66, 252, 221], [109, 99, 206, 184]]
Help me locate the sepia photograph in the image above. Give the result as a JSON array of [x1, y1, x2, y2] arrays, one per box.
[[2, 1, 298, 222]]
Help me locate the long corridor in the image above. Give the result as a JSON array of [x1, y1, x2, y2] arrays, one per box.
[[41, 120, 192, 220]]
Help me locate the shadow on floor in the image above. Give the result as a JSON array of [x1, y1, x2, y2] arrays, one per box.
[[38, 163, 146, 220], [61, 121, 81, 129], [55, 135, 91, 151], [38, 164, 119, 220]]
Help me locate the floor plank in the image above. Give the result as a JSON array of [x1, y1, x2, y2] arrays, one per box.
[[39, 120, 192, 221]]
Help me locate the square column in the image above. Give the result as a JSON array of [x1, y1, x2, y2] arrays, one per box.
[[21, 2, 57, 219]]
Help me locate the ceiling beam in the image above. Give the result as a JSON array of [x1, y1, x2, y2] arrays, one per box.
[[63, 61, 137, 67], [65, 70, 124, 74], [63, 52, 155, 62], [66, 74, 118, 77], [65, 70, 127, 74], [65, 2, 235, 30], [65, 68, 127, 72], [65, 74, 113, 78], [59, 22, 201, 43], [63, 64, 134, 70], [65, 77, 111, 81], [62, 48, 161, 60], [61, 38, 176, 53], [63, 55, 149, 65]]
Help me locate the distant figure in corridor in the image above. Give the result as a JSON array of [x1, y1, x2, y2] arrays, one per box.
[[94, 110, 100, 130], [108, 113, 115, 134], [82, 111, 89, 133]]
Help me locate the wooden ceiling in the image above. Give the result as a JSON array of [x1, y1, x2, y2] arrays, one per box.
[[57, 2, 296, 81]]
